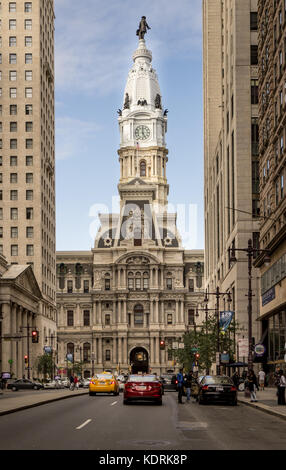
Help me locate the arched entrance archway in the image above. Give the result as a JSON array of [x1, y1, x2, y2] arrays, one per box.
[[130, 347, 149, 374]]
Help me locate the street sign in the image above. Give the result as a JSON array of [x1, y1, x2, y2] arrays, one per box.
[[191, 348, 198, 352], [178, 342, 184, 349], [172, 342, 178, 349], [254, 344, 265, 357], [238, 338, 249, 359]]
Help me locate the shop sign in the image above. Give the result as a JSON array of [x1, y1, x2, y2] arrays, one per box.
[[220, 353, 229, 363], [254, 344, 266, 357], [262, 287, 275, 306]]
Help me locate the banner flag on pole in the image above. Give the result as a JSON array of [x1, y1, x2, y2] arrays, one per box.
[[219, 311, 234, 332]]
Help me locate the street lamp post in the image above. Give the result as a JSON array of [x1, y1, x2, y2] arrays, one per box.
[[228, 238, 271, 373], [204, 288, 232, 375], [196, 304, 217, 375]]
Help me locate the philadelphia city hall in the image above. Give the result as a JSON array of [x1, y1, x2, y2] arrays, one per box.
[[56, 21, 204, 377]]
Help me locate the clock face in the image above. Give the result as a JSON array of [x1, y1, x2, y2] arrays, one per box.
[[135, 125, 150, 140]]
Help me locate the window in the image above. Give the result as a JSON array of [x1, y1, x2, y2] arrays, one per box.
[[250, 12, 258, 30], [24, 3, 32, 13], [0, 208, 2, 220], [10, 189, 17, 200], [9, 36, 16, 47], [134, 305, 144, 325], [67, 280, 73, 293], [10, 88, 17, 98], [9, 53, 17, 64], [11, 227, 18, 238], [26, 190, 33, 200], [67, 310, 74, 326], [25, 104, 32, 115], [166, 277, 172, 290], [26, 172, 33, 183], [9, 71, 17, 81], [9, 20, 16, 30], [167, 313, 172, 325], [0, 227, 2, 237], [25, 36, 32, 47], [26, 207, 33, 219], [135, 275, 141, 290], [25, 70, 32, 81], [25, 87, 32, 98], [26, 155, 33, 166], [25, 19, 32, 30], [10, 104, 17, 115], [10, 173, 17, 183], [26, 138, 33, 149], [128, 277, 134, 289], [11, 244, 18, 256], [11, 208, 18, 220], [105, 350, 111, 361], [83, 343, 90, 362], [26, 245, 33, 256], [83, 310, 90, 326], [251, 79, 258, 104], [105, 314, 110, 326], [188, 278, 194, 292], [26, 226, 33, 238], [25, 122, 33, 132], [9, 2, 16, 12], [188, 309, 195, 325], [10, 122, 17, 132], [143, 276, 149, 290], [250, 45, 258, 65], [140, 160, 146, 177], [105, 278, 110, 290], [83, 280, 89, 293], [25, 53, 32, 64]]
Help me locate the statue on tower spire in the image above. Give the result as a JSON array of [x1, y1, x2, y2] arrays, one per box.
[[136, 16, 151, 39]]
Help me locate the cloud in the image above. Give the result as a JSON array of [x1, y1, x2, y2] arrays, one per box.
[[55, 0, 202, 96], [55, 116, 101, 160]]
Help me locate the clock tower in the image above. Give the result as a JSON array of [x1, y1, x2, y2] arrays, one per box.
[[117, 37, 169, 207]]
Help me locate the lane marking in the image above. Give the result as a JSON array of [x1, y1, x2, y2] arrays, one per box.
[[76, 419, 92, 430], [111, 401, 118, 406]]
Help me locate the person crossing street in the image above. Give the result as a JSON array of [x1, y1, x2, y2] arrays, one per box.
[[177, 368, 185, 404]]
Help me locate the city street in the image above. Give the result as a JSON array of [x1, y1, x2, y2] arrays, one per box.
[[0, 391, 285, 450]]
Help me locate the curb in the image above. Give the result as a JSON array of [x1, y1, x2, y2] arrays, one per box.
[[0, 391, 89, 417], [238, 399, 286, 421]]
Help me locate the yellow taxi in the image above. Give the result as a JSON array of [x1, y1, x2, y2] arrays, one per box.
[[89, 371, 119, 396]]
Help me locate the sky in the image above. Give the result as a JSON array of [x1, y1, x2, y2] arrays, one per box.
[[55, 0, 204, 252]]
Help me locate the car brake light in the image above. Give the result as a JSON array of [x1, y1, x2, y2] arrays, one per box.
[[175, 380, 178, 384], [202, 385, 209, 390], [110, 381, 114, 385], [230, 386, 237, 392]]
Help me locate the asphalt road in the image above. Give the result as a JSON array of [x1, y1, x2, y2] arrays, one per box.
[[0, 392, 285, 450]]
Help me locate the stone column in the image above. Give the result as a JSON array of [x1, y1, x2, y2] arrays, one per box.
[[155, 300, 159, 323], [123, 266, 127, 289], [123, 337, 127, 365], [113, 337, 117, 366], [98, 301, 102, 325], [150, 300, 154, 323], [118, 337, 122, 365], [175, 300, 179, 324], [113, 301, 117, 325], [180, 301, 184, 324], [11, 303, 17, 375], [160, 302, 164, 324], [93, 302, 97, 325], [118, 301, 121, 324], [155, 337, 159, 364], [123, 301, 127, 323], [150, 337, 155, 364], [1, 302, 11, 375], [98, 338, 102, 365]]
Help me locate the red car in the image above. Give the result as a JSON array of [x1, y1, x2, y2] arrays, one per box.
[[123, 374, 163, 405]]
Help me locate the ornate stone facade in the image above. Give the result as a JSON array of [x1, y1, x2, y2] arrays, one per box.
[[56, 35, 205, 377]]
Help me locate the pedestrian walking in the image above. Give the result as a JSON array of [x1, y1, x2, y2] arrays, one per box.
[[247, 369, 258, 402], [258, 369, 266, 391], [232, 371, 240, 389], [74, 375, 79, 390], [276, 370, 286, 405], [184, 371, 193, 402], [177, 368, 184, 404], [69, 375, 74, 391]]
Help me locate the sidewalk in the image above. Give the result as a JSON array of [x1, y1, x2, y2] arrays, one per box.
[[237, 386, 286, 420], [0, 387, 89, 416]]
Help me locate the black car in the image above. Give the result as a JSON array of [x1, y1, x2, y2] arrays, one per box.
[[7, 379, 44, 391], [198, 375, 237, 405], [160, 374, 177, 392]]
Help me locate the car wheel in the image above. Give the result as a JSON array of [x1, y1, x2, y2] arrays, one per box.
[[33, 385, 38, 390], [198, 395, 204, 405], [12, 386, 18, 391], [232, 399, 238, 406], [123, 399, 129, 405], [157, 400, 162, 406], [89, 392, 96, 396]]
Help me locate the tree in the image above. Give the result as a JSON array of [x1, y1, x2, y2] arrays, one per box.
[[35, 354, 56, 379], [170, 313, 244, 373]]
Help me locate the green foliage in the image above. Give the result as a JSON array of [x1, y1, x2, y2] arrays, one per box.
[[35, 354, 55, 378], [169, 313, 244, 372]]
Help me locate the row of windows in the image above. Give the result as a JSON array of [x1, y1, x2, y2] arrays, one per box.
[[4, 2, 32, 13], [0, 243, 34, 256], [0, 53, 32, 64], [0, 122, 33, 132], [0, 139, 33, 149], [0, 104, 33, 115], [0, 155, 33, 166], [0, 87, 33, 98], [0, 19, 32, 31], [0, 226, 34, 238], [0, 207, 33, 220], [0, 189, 34, 200], [0, 172, 33, 183], [0, 36, 32, 47], [0, 70, 33, 80]]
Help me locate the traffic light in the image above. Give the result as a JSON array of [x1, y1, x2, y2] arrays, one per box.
[[159, 340, 165, 350], [24, 355, 28, 366], [31, 329, 39, 343], [195, 353, 200, 360]]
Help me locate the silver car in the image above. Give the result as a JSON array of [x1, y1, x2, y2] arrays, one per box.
[[44, 379, 65, 389]]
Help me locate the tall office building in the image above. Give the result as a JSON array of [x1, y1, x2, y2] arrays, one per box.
[[203, 0, 261, 358], [254, 0, 286, 371], [0, 1, 56, 374]]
